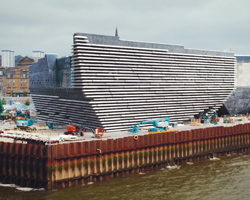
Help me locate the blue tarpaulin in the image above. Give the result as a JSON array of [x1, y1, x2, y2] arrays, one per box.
[[3, 103, 35, 111]]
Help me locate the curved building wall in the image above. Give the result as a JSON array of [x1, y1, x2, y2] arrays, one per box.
[[31, 33, 236, 132], [72, 33, 235, 131]]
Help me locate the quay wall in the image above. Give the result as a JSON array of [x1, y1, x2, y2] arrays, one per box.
[[1, 124, 250, 190]]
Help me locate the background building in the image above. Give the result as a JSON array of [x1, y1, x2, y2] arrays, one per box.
[[32, 51, 45, 58], [29, 54, 58, 89], [0, 57, 33, 97], [55, 56, 71, 87], [1, 50, 15, 68], [0, 51, 45, 97], [29, 54, 72, 89], [0, 66, 6, 97]]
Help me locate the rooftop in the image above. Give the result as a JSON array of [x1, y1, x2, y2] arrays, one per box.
[[74, 33, 234, 57]]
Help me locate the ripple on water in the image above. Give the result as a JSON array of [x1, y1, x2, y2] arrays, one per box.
[[1, 155, 250, 200]]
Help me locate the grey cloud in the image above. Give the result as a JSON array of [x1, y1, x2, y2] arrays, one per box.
[[1, 0, 250, 57]]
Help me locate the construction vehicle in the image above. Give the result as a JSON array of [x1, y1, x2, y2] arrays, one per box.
[[46, 121, 59, 129], [13, 110, 30, 120], [0, 113, 11, 120], [16, 119, 36, 130], [16, 120, 58, 131], [208, 111, 219, 125], [128, 117, 170, 133], [65, 125, 85, 136], [64, 124, 105, 138], [0, 98, 31, 121], [195, 107, 219, 125], [203, 110, 219, 125]]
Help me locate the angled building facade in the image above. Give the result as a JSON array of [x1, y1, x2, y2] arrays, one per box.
[[30, 33, 236, 131], [224, 55, 250, 114]]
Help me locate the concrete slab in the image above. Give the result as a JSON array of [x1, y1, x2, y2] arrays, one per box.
[[0, 118, 249, 144]]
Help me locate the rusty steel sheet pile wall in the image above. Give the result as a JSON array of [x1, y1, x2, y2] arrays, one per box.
[[0, 142, 47, 188], [47, 124, 250, 190], [1, 123, 250, 190]]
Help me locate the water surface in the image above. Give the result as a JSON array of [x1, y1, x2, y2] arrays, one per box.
[[1, 154, 249, 200]]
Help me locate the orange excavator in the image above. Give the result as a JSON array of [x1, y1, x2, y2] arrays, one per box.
[[64, 124, 105, 138]]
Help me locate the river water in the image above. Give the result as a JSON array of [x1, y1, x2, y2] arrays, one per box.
[[1, 154, 250, 200]]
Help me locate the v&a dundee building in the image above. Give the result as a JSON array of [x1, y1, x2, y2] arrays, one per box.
[[30, 33, 236, 132]]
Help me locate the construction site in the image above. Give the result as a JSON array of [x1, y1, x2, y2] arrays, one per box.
[[1, 106, 250, 190], [0, 32, 246, 190]]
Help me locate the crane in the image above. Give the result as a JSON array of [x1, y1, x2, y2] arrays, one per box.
[[128, 117, 170, 133]]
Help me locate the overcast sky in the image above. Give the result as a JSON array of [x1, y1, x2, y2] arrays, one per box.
[[1, 0, 249, 57]]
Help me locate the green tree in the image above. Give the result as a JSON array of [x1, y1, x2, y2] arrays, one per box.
[[1, 98, 6, 105], [10, 90, 14, 97], [23, 92, 28, 97], [25, 99, 30, 106]]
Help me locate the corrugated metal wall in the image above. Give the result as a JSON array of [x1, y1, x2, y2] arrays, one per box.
[[1, 123, 250, 190]]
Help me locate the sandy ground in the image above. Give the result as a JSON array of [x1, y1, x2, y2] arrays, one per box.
[[0, 118, 249, 144]]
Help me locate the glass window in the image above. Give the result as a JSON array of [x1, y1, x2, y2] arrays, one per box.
[[7, 74, 10, 78], [13, 80, 15, 83], [8, 79, 10, 82], [21, 79, 22, 82], [24, 79, 26, 82], [21, 89, 23, 92], [22, 74, 26, 78], [13, 89, 15, 92]]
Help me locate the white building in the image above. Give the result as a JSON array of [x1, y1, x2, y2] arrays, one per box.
[[32, 51, 45, 58], [1, 50, 15, 68]]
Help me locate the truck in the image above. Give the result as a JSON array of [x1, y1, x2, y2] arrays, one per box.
[[16, 119, 36, 130]]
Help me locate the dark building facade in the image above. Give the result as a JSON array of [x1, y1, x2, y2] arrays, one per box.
[[223, 56, 250, 115]]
